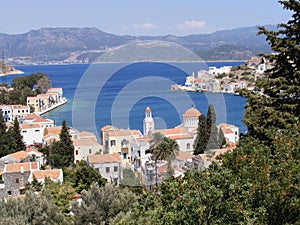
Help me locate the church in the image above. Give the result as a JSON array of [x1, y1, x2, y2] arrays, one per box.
[[143, 106, 201, 154]]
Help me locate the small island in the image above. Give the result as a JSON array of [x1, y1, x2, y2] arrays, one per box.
[[0, 61, 24, 76]]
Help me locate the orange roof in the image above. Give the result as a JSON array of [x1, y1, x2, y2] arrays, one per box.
[[176, 151, 194, 161], [32, 117, 52, 123], [37, 94, 51, 98], [168, 134, 193, 140], [5, 162, 38, 173], [100, 125, 118, 132], [8, 151, 29, 161], [156, 125, 189, 136], [23, 113, 40, 120], [32, 169, 62, 179], [25, 147, 43, 156], [223, 128, 234, 134], [182, 107, 201, 117], [21, 124, 41, 129], [45, 126, 62, 135], [73, 138, 100, 147], [107, 129, 141, 137], [88, 153, 121, 164], [80, 131, 96, 138]]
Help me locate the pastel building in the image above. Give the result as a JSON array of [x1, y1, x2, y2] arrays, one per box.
[[101, 125, 142, 164], [87, 153, 122, 184], [73, 131, 102, 163], [0, 105, 30, 122]]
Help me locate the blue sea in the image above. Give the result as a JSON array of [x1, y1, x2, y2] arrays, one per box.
[[7, 62, 247, 139]]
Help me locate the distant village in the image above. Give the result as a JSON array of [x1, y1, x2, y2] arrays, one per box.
[[172, 57, 273, 94], [0, 96, 239, 195]]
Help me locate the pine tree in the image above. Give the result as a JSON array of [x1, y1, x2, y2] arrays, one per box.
[[59, 120, 74, 167], [243, 0, 300, 141], [193, 114, 208, 155], [218, 128, 226, 148], [8, 117, 26, 151], [206, 104, 219, 150], [0, 110, 10, 157]]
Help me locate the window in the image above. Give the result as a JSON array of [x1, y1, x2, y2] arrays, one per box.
[[7, 191, 11, 196], [22, 130, 27, 133], [114, 166, 118, 172], [89, 149, 92, 154], [75, 150, 78, 155], [187, 143, 191, 150], [16, 178, 19, 183], [106, 167, 110, 172], [113, 178, 118, 184], [123, 153, 127, 159], [35, 130, 40, 132], [235, 131, 238, 135], [110, 140, 116, 146]]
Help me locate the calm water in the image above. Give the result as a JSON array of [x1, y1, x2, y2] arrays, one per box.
[[8, 62, 247, 139]]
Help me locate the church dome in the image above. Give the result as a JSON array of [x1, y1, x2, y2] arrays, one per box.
[[182, 107, 201, 117]]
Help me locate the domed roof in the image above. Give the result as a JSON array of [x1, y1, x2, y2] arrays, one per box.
[[182, 107, 201, 117], [145, 106, 151, 113]]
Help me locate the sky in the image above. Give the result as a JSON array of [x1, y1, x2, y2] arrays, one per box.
[[1, 0, 292, 36]]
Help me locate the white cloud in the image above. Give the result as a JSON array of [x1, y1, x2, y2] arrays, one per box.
[[133, 23, 159, 29], [178, 20, 206, 29]]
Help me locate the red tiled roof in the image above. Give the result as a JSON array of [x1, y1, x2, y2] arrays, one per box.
[[5, 162, 38, 173], [107, 129, 141, 137], [88, 153, 121, 164], [156, 125, 189, 136], [223, 128, 234, 134], [8, 151, 29, 161], [176, 151, 194, 161], [168, 134, 193, 140], [21, 124, 41, 129], [32, 169, 61, 179]]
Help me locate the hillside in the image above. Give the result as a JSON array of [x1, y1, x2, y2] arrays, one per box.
[[0, 26, 274, 64]]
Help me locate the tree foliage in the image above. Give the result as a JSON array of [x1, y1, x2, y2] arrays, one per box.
[[72, 182, 137, 225], [64, 160, 107, 193], [243, 0, 300, 142], [8, 117, 26, 151]]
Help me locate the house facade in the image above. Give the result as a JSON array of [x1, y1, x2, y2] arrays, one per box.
[[87, 153, 122, 184]]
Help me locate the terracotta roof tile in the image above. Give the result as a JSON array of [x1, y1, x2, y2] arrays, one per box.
[[21, 124, 41, 129], [88, 153, 121, 164], [107, 129, 141, 137], [8, 151, 29, 161], [32, 169, 62, 179], [5, 162, 38, 173], [176, 151, 194, 161]]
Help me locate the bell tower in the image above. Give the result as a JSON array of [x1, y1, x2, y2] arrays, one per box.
[[143, 106, 154, 137]]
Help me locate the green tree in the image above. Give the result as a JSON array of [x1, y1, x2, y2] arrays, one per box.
[[0, 110, 10, 157], [218, 127, 226, 148], [64, 160, 107, 193], [72, 182, 137, 225], [243, 0, 300, 142], [59, 120, 74, 167], [206, 104, 219, 150], [8, 117, 26, 151], [193, 114, 208, 154]]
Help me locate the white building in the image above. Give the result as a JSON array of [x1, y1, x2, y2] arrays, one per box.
[[130, 137, 152, 170], [73, 131, 102, 163], [218, 123, 239, 144], [208, 66, 232, 75], [21, 124, 44, 146], [21, 113, 54, 129], [0, 105, 13, 123], [87, 153, 122, 184]]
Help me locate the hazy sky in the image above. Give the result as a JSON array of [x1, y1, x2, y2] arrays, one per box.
[[1, 0, 292, 36]]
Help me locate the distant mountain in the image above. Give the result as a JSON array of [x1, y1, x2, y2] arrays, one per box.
[[0, 26, 275, 64]]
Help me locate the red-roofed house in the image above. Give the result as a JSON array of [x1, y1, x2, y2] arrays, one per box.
[[21, 123, 43, 145], [0, 161, 63, 197], [217, 123, 239, 144], [87, 153, 122, 184]]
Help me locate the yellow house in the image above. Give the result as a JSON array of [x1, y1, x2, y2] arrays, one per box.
[[101, 125, 142, 164], [11, 105, 30, 120], [27, 96, 40, 112]]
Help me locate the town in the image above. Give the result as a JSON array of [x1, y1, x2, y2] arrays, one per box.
[[172, 57, 273, 94]]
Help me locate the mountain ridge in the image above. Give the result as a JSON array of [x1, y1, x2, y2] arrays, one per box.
[[0, 25, 274, 64]]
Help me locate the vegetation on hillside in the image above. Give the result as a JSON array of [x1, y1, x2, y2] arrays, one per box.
[[0, 1, 299, 224]]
